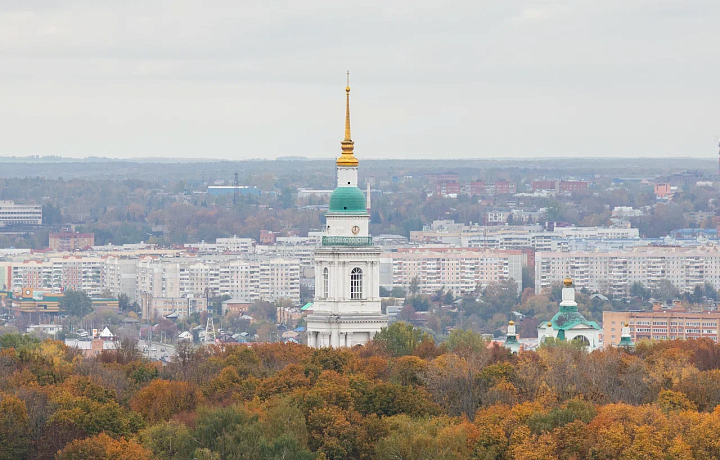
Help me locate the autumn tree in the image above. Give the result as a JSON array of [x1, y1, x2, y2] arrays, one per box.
[[130, 379, 203, 423]]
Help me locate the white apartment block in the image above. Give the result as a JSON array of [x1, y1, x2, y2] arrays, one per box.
[[553, 226, 639, 240], [10, 256, 106, 295], [0, 201, 42, 226], [136, 256, 300, 304], [391, 248, 523, 297], [535, 247, 720, 297], [104, 256, 137, 301], [256, 244, 315, 268], [216, 236, 256, 253]]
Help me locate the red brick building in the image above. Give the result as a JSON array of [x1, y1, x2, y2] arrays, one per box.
[[493, 181, 516, 195], [559, 181, 588, 193], [435, 181, 461, 197], [470, 181, 485, 196]]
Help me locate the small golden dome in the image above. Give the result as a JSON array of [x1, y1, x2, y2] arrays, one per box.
[[509, 320, 514, 326], [624, 322, 629, 327], [346, 86, 350, 92], [563, 277, 573, 287], [547, 322, 552, 327]]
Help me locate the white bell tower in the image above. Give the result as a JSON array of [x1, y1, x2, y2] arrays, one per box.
[[306, 74, 388, 348]]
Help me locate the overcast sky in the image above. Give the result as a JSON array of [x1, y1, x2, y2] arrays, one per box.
[[1, 0, 719, 160]]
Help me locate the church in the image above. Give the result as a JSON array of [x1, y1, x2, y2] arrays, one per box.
[[305, 77, 388, 348], [537, 278, 602, 350]]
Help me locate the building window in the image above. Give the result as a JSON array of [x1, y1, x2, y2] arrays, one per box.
[[323, 267, 329, 298], [351, 267, 363, 299]]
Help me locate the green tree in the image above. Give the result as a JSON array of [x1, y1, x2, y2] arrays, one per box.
[[372, 322, 429, 357], [521, 266, 534, 291], [630, 281, 650, 299], [482, 278, 520, 310], [139, 421, 196, 460], [60, 290, 93, 317], [409, 277, 420, 296], [118, 293, 132, 312]]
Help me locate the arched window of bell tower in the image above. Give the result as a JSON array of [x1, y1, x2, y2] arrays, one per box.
[[351, 267, 363, 299], [323, 267, 329, 299]]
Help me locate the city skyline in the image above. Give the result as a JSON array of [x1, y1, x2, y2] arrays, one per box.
[[2, 1, 720, 160]]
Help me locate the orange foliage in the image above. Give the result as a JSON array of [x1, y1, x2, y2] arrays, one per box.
[[55, 433, 153, 460], [130, 379, 203, 423]]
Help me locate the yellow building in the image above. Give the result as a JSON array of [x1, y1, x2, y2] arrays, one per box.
[[2, 287, 118, 314]]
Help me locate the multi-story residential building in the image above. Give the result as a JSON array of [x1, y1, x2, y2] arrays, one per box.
[[136, 255, 301, 305], [297, 189, 334, 200], [532, 180, 588, 193], [139, 294, 208, 319], [604, 307, 720, 346], [104, 256, 137, 301], [391, 248, 523, 297], [435, 181, 461, 197], [0, 201, 42, 226], [10, 256, 106, 295], [256, 244, 315, 268], [559, 181, 588, 193], [469, 181, 485, 196], [535, 247, 720, 296], [491, 181, 516, 196], [49, 233, 95, 251], [426, 172, 459, 183], [216, 236, 256, 253]]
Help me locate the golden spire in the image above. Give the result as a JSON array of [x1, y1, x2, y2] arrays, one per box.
[[337, 71, 358, 167]]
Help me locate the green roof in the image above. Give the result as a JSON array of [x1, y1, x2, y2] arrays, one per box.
[[301, 302, 313, 311], [328, 186, 367, 214], [538, 304, 601, 331]]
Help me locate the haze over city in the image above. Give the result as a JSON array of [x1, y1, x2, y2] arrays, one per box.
[[7, 2, 720, 459], [3, 0, 720, 160]]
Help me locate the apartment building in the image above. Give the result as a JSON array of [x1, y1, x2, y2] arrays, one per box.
[[103, 256, 137, 301], [0, 201, 42, 226], [49, 232, 95, 251], [391, 248, 523, 297], [136, 255, 301, 304], [216, 236, 256, 253], [139, 294, 208, 319], [535, 247, 720, 296], [604, 307, 720, 346], [10, 256, 106, 295]]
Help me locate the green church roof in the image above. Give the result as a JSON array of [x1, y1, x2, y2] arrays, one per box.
[[537, 304, 601, 331], [328, 186, 367, 214]]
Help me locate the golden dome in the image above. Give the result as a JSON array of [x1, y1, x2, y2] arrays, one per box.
[[346, 86, 351, 92], [547, 322, 552, 327], [509, 320, 515, 326], [563, 277, 573, 287], [624, 322, 629, 327]]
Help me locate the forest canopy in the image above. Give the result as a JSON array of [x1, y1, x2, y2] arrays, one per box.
[[3, 329, 720, 459]]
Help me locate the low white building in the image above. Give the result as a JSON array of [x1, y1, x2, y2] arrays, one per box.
[[0, 200, 42, 226]]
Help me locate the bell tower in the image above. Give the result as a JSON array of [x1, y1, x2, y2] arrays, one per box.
[[306, 74, 388, 348]]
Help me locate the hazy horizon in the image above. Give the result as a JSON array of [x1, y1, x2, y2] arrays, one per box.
[[2, 1, 720, 160]]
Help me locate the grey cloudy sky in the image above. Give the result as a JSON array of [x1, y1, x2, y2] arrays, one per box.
[[2, 0, 719, 160]]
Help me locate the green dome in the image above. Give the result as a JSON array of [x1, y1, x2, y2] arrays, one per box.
[[328, 186, 367, 213]]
